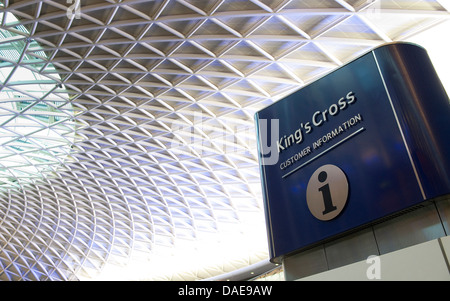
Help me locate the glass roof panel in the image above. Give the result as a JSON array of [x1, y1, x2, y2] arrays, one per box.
[[0, 11, 75, 189]]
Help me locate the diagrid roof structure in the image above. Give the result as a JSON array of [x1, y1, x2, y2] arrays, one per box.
[[0, 0, 449, 280]]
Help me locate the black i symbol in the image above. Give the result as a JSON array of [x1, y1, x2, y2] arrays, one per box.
[[318, 171, 337, 215], [307, 164, 349, 221]]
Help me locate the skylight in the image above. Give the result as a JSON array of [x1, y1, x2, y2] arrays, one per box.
[[0, 11, 75, 189]]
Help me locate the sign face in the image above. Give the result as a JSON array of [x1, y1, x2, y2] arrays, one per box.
[[255, 43, 450, 262]]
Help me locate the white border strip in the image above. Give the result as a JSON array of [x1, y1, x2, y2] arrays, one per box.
[[282, 127, 366, 179]]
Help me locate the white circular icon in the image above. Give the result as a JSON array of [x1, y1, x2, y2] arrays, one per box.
[[306, 164, 349, 221]]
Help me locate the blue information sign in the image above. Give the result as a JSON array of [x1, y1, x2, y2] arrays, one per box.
[[255, 43, 450, 262]]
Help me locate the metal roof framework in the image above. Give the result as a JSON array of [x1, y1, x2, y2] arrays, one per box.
[[0, 0, 448, 280]]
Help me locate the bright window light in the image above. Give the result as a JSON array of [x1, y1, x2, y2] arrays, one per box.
[[406, 20, 450, 96], [0, 11, 76, 189]]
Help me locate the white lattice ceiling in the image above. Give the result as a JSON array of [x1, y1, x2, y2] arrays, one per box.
[[0, 0, 449, 280]]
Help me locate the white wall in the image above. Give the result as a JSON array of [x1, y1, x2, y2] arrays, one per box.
[[298, 236, 450, 281]]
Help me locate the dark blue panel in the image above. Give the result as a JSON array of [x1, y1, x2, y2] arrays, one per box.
[[372, 43, 450, 198], [255, 43, 450, 262]]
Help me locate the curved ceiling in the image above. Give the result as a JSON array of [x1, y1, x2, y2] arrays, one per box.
[[0, 0, 449, 280]]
